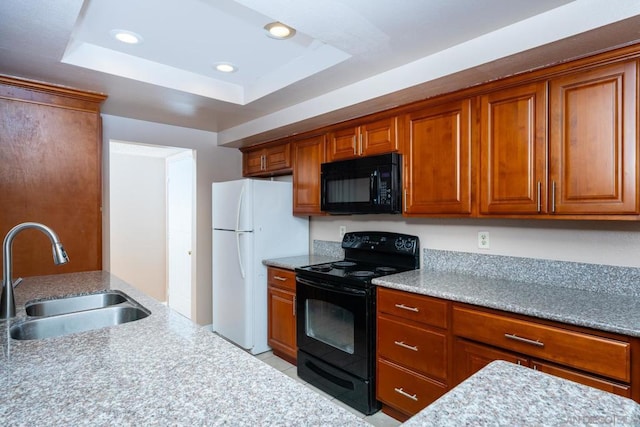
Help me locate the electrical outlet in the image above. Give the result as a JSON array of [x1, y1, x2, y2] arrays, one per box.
[[339, 225, 347, 238], [478, 231, 490, 249]]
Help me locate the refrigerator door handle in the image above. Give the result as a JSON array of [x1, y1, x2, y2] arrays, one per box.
[[236, 231, 246, 279], [236, 181, 246, 232]]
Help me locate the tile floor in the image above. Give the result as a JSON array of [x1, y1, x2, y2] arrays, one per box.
[[256, 351, 401, 427]]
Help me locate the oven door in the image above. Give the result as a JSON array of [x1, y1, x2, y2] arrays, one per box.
[[296, 275, 374, 380]]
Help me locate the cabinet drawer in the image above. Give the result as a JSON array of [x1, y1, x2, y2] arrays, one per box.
[[531, 360, 631, 398], [378, 315, 447, 381], [452, 306, 631, 382], [267, 267, 296, 291], [377, 359, 447, 417], [378, 287, 448, 328]]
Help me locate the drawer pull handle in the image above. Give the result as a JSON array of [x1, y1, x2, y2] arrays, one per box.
[[504, 333, 544, 347], [394, 341, 418, 352], [273, 276, 288, 281], [394, 387, 418, 401], [394, 303, 419, 312]]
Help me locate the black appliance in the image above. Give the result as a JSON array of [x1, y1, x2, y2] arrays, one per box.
[[321, 152, 402, 214], [295, 231, 420, 415]]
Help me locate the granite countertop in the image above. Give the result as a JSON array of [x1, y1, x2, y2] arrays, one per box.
[[404, 360, 640, 426], [373, 269, 640, 337], [262, 254, 340, 270], [0, 271, 367, 426]]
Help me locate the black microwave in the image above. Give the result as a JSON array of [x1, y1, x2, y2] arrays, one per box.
[[321, 152, 402, 214]]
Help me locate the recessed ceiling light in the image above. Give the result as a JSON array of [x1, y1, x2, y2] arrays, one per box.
[[264, 22, 296, 40], [110, 29, 143, 45], [214, 62, 238, 73]]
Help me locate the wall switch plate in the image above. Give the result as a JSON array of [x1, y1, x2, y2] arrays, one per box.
[[339, 225, 347, 238], [478, 231, 490, 249]]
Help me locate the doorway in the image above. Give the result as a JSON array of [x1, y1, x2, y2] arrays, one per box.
[[109, 140, 194, 319]]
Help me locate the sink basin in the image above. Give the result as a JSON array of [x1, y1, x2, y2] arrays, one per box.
[[25, 290, 129, 316], [10, 305, 150, 340]]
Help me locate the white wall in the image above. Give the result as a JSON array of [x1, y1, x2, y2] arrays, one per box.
[[311, 216, 640, 268], [110, 152, 167, 301], [102, 115, 242, 325]]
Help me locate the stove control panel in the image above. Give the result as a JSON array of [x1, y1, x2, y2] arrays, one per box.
[[342, 231, 418, 255]]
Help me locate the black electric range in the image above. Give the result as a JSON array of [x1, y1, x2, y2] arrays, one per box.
[[295, 231, 420, 287], [294, 231, 420, 415]]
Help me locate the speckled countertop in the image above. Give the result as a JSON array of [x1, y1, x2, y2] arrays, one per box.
[[404, 360, 640, 426], [373, 269, 640, 337], [0, 271, 367, 426], [262, 254, 340, 270]]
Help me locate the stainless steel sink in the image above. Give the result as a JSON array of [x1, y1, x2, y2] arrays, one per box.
[[10, 305, 150, 340], [25, 290, 129, 316]]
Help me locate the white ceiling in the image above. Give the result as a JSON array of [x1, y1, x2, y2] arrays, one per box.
[[2, 0, 640, 148]]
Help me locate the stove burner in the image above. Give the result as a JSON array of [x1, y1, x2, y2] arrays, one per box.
[[376, 266, 397, 274], [332, 261, 357, 268], [348, 270, 375, 278], [309, 264, 332, 272]]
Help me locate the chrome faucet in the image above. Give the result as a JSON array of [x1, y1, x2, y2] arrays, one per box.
[[1, 222, 69, 319]]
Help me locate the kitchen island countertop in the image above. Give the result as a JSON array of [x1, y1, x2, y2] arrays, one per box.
[[405, 360, 640, 426], [0, 271, 367, 426]]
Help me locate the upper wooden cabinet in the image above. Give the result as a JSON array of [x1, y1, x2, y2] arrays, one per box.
[[548, 60, 638, 215], [327, 116, 398, 162], [479, 82, 548, 215], [479, 59, 639, 217], [403, 99, 472, 215], [292, 134, 326, 215], [242, 142, 291, 177], [240, 44, 640, 220]]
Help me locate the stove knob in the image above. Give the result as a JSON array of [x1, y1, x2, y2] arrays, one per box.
[[394, 238, 405, 250]]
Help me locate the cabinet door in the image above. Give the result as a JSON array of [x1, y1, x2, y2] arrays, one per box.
[[549, 60, 638, 214], [243, 148, 265, 175], [327, 127, 358, 161], [293, 134, 326, 215], [403, 99, 472, 214], [327, 117, 398, 162], [361, 117, 398, 157], [267, 285, 297, 364], [479, 82, 547, 214], [453, 339, 529, 386], [264, 143, 291, 172]]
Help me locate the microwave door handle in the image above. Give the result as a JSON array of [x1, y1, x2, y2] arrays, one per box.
[[370, 171, 378, 204]]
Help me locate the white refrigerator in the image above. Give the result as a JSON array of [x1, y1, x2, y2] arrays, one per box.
[[211, 179, 309, 354]]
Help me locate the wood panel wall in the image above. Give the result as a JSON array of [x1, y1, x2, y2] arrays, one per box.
[[0, 76, 107, 278]]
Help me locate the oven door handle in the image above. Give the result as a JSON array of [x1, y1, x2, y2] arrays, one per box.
[[296, 276, 367, 296]]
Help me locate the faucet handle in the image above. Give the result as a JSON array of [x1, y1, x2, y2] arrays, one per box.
[[12, 277, 23, 288]]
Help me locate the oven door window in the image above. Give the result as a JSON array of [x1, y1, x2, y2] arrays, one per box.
[[305, 299, 354, 354]]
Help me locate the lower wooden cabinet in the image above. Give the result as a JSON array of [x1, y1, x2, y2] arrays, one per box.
[[376, 288, 451, 420], [454, 338, 631, 398], [267, 267, 297, 364], [377, 288, 639, 421], [452, 303, 634, 398]]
